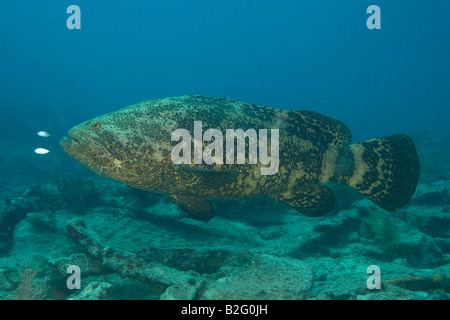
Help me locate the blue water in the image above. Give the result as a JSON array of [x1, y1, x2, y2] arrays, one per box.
[[1, 0, 450, 301], [2, 1, 449, 143]]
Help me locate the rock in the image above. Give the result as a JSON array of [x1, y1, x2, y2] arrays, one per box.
[[409, 180, 450, 207], [69, 282, 112, 300], [49, 253, 103, 277], [136, 247, 249, 274], [309, 257, 372, 300], [433, 237, 450, 253], [356, 284, 419, 300], [201, 254, 314, 300], [0, 263, 16, 300], [419, 214, 450, 238], [0, 192, 39, 253], [160, 279, 204, 300], [67, 219, 202, 289], [399, 232, 444, 268]]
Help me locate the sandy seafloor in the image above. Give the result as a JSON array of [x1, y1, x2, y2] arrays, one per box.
[[0, 129, 449, 300]]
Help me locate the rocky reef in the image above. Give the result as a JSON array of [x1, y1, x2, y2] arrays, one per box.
[[0, 130, 449, 300], [0, 169, 449, 300]]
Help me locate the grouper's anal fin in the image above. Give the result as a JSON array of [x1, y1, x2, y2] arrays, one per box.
[[274, 185, 335, 217], [170, 194, 215, 221]]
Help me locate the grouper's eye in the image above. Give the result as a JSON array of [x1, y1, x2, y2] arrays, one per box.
[[91, 122, 102, 131]]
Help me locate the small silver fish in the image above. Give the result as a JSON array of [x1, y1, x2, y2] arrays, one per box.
[[34, 148, 50, 154], [37, 131, 51, 137]]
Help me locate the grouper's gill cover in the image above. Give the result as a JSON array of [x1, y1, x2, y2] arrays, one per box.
[[61, 95, 420, 221]]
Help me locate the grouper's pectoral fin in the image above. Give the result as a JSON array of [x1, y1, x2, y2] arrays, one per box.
[[274, 185, 335, 217], [170, 194, 215, 221]]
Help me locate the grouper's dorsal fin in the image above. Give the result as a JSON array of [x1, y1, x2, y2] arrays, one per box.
[[277, 110, 352, 147], [173, 165, 238, 190], [170, 194, 215, 221], [274, 185, 335, 217]]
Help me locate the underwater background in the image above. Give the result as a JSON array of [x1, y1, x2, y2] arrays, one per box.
[[0, 0, 450, 300]]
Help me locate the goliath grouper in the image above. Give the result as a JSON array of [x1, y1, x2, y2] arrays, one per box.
[[61, 95, 419, 221]]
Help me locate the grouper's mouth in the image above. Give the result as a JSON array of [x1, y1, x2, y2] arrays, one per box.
[[60, 129, 89, 156], [60, 136, 85, 157], [60, 129, 113, 170]]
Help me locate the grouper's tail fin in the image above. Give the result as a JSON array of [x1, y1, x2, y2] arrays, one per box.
[[335, 134, 419, 211]]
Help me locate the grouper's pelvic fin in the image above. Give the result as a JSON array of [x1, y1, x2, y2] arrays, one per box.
[[332, 134, 420, 211], [170, 194, 215, 221]]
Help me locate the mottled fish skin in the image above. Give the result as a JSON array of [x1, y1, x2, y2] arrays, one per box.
[[61, 95, 420, 220]]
